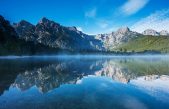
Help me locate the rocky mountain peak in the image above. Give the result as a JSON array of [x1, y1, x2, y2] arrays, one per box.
[[13, 17, 104, 51], [0, 15, 17, 42], [0, 16, 7, 31], [19, 20, 31, 25], [0, 15, 5, 22], [39, 17, 50, 24], [13, 19, 37, 41], [142, 29, 159, 36], [67, 26, 77, 31], [14, 20, 35, 29], [0, 16, 10, 28], [160, 30, 169, 36], [95, 27, 139, 50], [0, 15, 17, 36], [38, 17, 60, 29], [116, 27, 130, 34]]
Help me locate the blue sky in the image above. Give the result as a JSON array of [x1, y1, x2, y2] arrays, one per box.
[[0, 0, 169, 34]]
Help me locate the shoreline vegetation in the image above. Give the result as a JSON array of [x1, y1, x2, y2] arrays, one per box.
[[0, 49, 165, 57]]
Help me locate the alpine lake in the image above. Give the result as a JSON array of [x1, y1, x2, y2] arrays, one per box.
[[0, 55, 169, 109]]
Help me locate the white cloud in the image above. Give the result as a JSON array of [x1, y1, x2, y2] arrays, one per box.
[[120, 0, 149, 16], [77, 27, 83, 31], [97, 20, 109, 29], [85, 8, 97, 18], [131, 9, 169, 33]]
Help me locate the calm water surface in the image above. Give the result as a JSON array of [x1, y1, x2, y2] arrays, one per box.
[[0, 56, 169, 109]]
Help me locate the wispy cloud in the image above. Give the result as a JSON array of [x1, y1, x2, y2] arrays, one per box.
[[120, 0, 149, 16], [131, 9, 169, 33], [97, 20, 109, 29], [85, 8, 97, 18]]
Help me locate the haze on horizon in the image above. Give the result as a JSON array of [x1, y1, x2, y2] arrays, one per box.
[[0, 0, 169, 35]]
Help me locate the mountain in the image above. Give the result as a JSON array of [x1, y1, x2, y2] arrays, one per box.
[[114, 35, 169, 53], [13, 20, 38, 42], [160, 30, 169, 36], [1, 15, 169, 55], [95, 27, 140, 50], [95, 27, 169, 53], [0, 15, 59, 55], [0, 15, 17, 41], [14, 17, 104, 52], [142, 29, 169, 36], [142, 29, 160, 36]]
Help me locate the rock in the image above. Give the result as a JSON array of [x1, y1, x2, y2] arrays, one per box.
[[0, 15, 17, 42], [13, 20, 37, 41], [14, 17, 104, 51], [160, 30, 169, 36], [116, 27, 130, 34], [95, 27, 140, 49], [0, 15, 61, 55], [142, 29, 160, 36]]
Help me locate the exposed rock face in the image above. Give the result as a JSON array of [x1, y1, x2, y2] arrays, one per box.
[[13, 20, 37, 42], [14, 17, 104, 51], [142, 29, 169, 36], [116, 27, 130, 34], [142, 29, 160, 36], [160, 30, 169, 36], [96, 28, 169, 51], [0, 15, 17, 42], [0, 16, 60, 55], [95, 27, 140, 49]]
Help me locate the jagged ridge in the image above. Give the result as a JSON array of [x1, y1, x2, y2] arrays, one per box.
[[14, 17, 104, 52]]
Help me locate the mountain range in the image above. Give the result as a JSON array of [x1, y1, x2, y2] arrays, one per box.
[[13, 17, 104, 52], [0, 15, 169, 55]]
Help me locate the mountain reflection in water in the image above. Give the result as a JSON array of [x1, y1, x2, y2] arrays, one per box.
[[0, 56, 169, 109]]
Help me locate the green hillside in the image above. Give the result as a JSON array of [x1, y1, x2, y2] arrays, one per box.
[[113, 35, 169, 53]]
